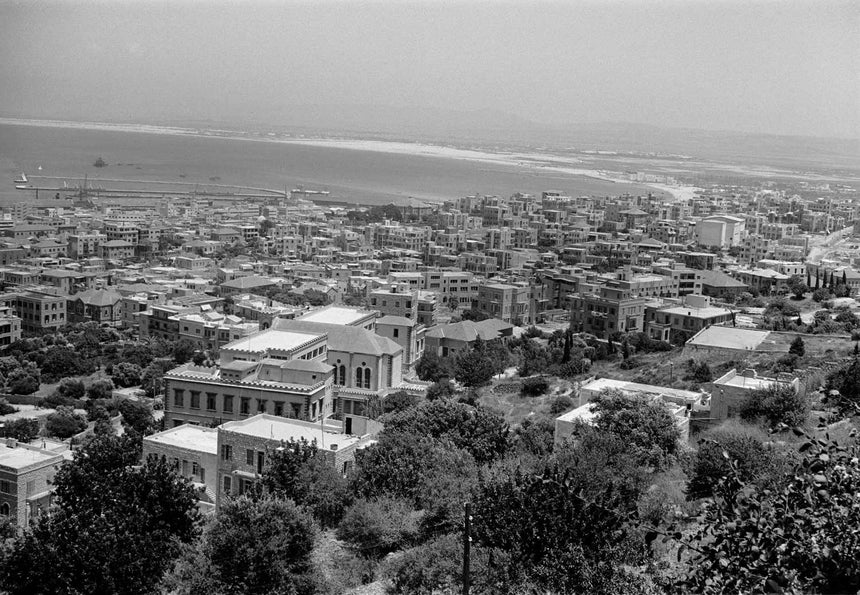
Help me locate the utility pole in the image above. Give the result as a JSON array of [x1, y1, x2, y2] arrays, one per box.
[[462, 502, 471, 595]]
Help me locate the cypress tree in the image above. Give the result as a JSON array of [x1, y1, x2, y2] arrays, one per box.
[[814, 275, 820, 290]]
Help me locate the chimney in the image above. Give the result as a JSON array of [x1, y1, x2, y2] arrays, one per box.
[[330, 444, 338, 451]]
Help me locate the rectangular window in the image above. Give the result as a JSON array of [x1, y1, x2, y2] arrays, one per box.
[[274, 402, 283, 417], [173, 389, 184, 408], [221, 445, 232, 461], [240, 398, 250, 415], [223, 395, 233, 413], [257, 399, 266, 413], [393, 328, 399, 338], [222, 475, 232, 493], [192, 462, 199, 476], [0, 480, 10, 494], [246, 449, 254, 465], [206, 393, 217, 411], [190, 392, 200, 409]]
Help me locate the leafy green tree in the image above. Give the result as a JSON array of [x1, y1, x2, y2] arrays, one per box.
[[0, 418, 38, 442], [140, 359, 174, 398], [415, 350, 453, 382], [426, 379, 457, 401], [513, 417, 556, 457], [199, 495, 317, 595], [787, 275, 809, 299], [351, 432, 476, 509], [454, 339, 498, 387], [591, 389, 681, 470], [0, 398, 15, 416], [171, 339, 198, 365], [262, 437, 353, 528], [521, 375, 549, 397], [382, 390, 420, 415], [337, 497, 418, 558], [740, 382, 808, 429], [687, 422, 790, 500], [382, 399, 510, 465], [6, 368, 39, 395], [87, 378, 115, 400], [680, 430, 860, 594], [45, 406, 87, 439], [56, 377, 86, 400], [788, 335, 805, 357], [111, 362, 143, 388], [824, 357, 860, 416], [0, 435, 199, 595], [39, 346, 96, 383], [473, 463, 648, 594], [117, 399, 155, 436]]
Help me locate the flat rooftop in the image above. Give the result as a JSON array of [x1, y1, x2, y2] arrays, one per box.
[[582, 377, 703, 403], [715, 373, 779, 391], [659, 305, 732, 319], [223, 329, 321, 353], [144, 425, 219, 455], [298, 306, 371, 326], [686, 326, 769, 351], [221, 414, 363, 450], [556, 402, 598, 423], [0, 444, 61, 470]]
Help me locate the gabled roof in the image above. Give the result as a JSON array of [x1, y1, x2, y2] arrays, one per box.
[[700, 270, 748, 288]]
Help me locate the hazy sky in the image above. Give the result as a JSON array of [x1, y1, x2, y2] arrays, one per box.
[[0, 0, 857, 138]]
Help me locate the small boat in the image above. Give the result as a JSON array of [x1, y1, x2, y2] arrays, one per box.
[[15, 185, 28, 190], [14, 173, 27, 184]]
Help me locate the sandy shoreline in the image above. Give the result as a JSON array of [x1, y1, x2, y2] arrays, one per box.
[[0, 117, 699, 200]]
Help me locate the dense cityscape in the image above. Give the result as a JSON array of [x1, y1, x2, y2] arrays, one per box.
[[0, 163, 856, 593], [1, 0, 859, 593]]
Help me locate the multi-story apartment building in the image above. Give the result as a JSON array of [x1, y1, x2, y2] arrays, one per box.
[[0, 287, 67, 332], [215, 414, 381, 507], [104, 221, 140, 245], [645, 294, 735, 343], [0, 308, 22, 346], [67, 233, 103, 260], [0, 439, 64, 529], [650, 263, 702, 297], [474, 282, 533, 325], [569, 284, 646, 338]]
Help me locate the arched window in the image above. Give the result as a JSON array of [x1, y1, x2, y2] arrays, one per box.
[[338, 365, 346, 385], [363, 367, 371, 389], [0, 503, 9, 517], [355, 367, 362, 387]]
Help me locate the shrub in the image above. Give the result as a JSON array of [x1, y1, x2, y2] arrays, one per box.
[[520, 376, 549, 397], [740, 382, 809, 429], [0, 398, 16, 416], [549, 394, 574, 416], [336, 497, 418, 558]]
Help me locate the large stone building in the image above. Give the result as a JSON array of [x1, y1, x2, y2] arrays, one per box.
[[0, 439, 64, 529]]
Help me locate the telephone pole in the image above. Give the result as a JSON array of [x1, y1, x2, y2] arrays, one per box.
[[463, 502, 471, 595]]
